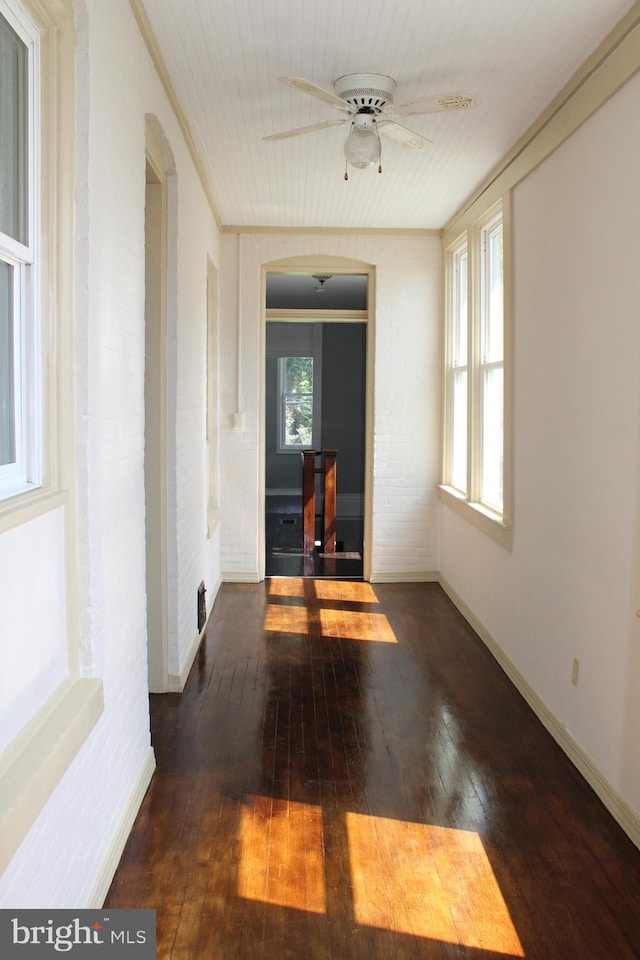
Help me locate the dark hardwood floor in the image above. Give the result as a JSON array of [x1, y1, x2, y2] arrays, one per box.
[[106, 581, 640, 959], [265, 495, 364, 578]]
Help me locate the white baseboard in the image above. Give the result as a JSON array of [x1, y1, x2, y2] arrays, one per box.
[[168, 632, 201, 693], [222, 570, 261, 582], [438, 575, 640, 850], [370, 571, 439, 583], [87, 746, 156, 907], [168, 576, 222, 692]]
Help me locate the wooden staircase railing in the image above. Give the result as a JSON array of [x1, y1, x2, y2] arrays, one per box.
[[301, 449, 337, 555]]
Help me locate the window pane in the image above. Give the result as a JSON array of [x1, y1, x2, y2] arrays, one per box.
[[481, 366, 503, 512], [453, 248, 467, 366], [451, 369, 467, 492], [284, 396, 313, 446], [0, 260, 16, 466], [0, 12, 28, 245], [284, 356, 313, 394], [483, 224, 503, 364]]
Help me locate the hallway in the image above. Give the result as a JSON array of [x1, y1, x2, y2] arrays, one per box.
[[106, 581, 640, 959]]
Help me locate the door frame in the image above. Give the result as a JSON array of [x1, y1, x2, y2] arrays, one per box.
[[259, 256, 375, 581], [144, 120, 171, 691]]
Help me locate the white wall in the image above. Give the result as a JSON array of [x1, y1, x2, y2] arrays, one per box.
[[440, 71, 640, 823], [0, 508, 68, 753], [220, 233, 442, 582], [0, 0, 222, 906]]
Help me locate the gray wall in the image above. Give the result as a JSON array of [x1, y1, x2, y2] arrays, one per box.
[[320, 323, 366, 495]]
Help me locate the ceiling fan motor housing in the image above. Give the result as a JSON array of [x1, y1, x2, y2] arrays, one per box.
[[334, 73, 397, 112]]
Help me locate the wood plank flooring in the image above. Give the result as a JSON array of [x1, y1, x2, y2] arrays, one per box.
[[265, 495, 364, 578], [105, 581, 640, 959]]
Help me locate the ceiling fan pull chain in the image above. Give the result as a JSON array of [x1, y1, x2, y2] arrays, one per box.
[[344, 158, 349, 181]]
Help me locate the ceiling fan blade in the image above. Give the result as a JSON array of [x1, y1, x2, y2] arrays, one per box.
[[279, 76, 351, 112], [394, 93, 478, 117], [263, 119, 347, 141], [377, 119, 432, 150]]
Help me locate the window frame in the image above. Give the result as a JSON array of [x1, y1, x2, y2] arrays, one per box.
[[277, 354, 319, 454], [440, 199, 513, 548], [0, 0, 41, 502]]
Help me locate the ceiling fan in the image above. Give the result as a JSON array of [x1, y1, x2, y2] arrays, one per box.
[[264, 74, 477, 177]]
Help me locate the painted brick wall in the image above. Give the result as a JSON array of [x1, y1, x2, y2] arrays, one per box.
[[0, 0, 222, 906], [219, 232, 441, 581]]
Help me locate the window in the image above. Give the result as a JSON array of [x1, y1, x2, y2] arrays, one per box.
[[450, 242, 468, 494], [479, 214, 504, 513], [441, 203, 511, 545], [0, 0, 40, 500], [278, 356, 314, 450]]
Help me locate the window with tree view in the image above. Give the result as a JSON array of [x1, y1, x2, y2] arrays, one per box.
[[279, 356, 314, 449]]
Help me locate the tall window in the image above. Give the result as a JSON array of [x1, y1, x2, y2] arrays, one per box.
[[442, 203, 510, 541], [479, 213, 504, 513], [0, 1, 39, 500], [450, 242, 468, 494], [278, 356, 314, 450]]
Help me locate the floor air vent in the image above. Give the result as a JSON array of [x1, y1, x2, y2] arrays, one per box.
[[197, 581, 207, 632]]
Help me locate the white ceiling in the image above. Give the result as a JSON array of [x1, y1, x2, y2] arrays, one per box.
[[138, 0, 636, 230]]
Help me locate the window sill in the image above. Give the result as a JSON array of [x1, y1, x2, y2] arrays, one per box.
[[0, 676, 104, 874], [438, 485, 513, 550], [0, 486, 67, 534]]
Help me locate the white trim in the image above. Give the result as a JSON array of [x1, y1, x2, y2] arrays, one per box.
[[166, 576, 222, 691], [0, 0, 42, 502], [206, 257, 220, 538], [0, 677, 104, 875], [266, 308, 367, 323], [260, 256, 374, 583], [167, 632, 203, 693], [223, 570, 261, 583], [0, 486, 66, 532], [441, 199, 513, 547], [370, 571, 439, 583], [439, 576, 640, 850], [86, 747, 156, 908], [144, 118, 173, 694]]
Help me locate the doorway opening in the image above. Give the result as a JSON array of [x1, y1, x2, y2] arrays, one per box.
[[144, 155, 169, 690], [264, 271, 368, 579]]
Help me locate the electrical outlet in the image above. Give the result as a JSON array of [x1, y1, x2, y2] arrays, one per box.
[[571, 657, 580, 687]]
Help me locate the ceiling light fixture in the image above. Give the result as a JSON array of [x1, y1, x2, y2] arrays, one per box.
[[343, 112, 382, 179], [312, 274, 332, 292]]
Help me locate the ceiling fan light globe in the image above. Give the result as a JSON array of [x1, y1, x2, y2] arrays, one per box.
[[344, 127, 381, 169]]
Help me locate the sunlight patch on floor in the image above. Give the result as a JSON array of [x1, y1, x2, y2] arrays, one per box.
[[264, 604, 309, 635], [238, 797, 524, 955], [264, 604, 397, 643], [346, 813, 525, 956], [269, 578, 379, 604], [318, 608, 397, 642], [238, 795, 326, 914]]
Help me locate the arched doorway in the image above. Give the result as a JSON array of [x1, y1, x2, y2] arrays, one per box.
[[260, 257, 374, 580]]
